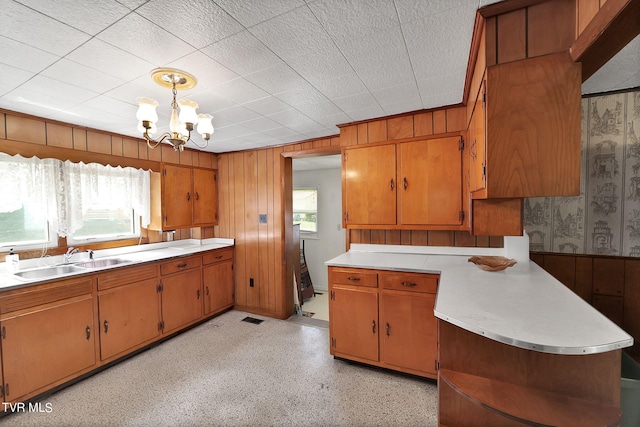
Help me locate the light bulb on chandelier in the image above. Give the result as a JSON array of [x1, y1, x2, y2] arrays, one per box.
[[136, 68, 214, 152]]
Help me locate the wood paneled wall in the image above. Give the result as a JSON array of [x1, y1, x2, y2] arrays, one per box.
[[0, 110, 217, 257], [531, 252, 640, 357], [215, 136, 340, 319]]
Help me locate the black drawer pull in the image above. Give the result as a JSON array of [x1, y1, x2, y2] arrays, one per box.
[[177, 262, 187, 268], [401, 282, 417, 287], [347, 277, 361, 281], [104, 320, 109, 333], [215, 255, 223, 259]]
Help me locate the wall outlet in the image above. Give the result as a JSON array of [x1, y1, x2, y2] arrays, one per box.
[[259, 214, 267, 224]]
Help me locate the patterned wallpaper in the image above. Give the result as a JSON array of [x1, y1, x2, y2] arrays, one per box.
[[526, 89, 640, 256]]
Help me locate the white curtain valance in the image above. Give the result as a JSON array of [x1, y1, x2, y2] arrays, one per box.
[[0, 154, 150, 238]]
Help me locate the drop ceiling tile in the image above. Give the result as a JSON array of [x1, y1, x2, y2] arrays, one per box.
[[243, 96, 292, 116], [0, 86, 78, 115], [0, 83, 13, 97], [137, 0, 243, 49], [331, 92, 379, 113], [264, 126, 300, 139], [294, 99, 343, 118], [416, 71, 465, 104], [357, 61, 416, 91], [582, 35, 640, 95], [316, 72, 368, 100], [83, 95, 139, 119], [96, 13, 196, 65], [420, 90, 462, 110], [274, 82, 328, 108], [212, 78, 270, 105], [268, 109, 313, 127], [245, 63, 309, 95], [201, 30, 282, 77], [186, 91, 238, 114], [215, 0, 306, 27], [212, 123, 255, 138], [347, 104, 385, 122], [249, 6, 351, 77], [336, 27, 409, 73], [240, 116, 282, 132], [40, 59, 123, 93], [286, 116, 326, 133], [314, 112, 351, 128], [214, 105, 262, 125], [308, 0, 399, 43], [381, 99, 423, 116], [167, 51, 240, 89], [15, 0, 130, 35], [394, 0, 470, 24], [113, 0, 147, 10], [0, 35, 59, 73], [0, 0, 90, 56], [65, 39, 154, 81], [20, 75, 99, 105], [52, 104, 128, 128], [0, 63, 34, 88], [371, 82, 421, 106]]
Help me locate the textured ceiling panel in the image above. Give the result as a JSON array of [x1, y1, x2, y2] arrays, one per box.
[[0, 0, 634, 153]]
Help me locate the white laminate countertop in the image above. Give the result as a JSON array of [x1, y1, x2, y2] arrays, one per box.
[[325, 242, 634, 355], [0, 238, 234, 291]]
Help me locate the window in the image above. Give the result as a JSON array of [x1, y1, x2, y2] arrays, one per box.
[[0, 154, 150, 250], [293, 188, 318, 234], [0, 155, 59, 250]]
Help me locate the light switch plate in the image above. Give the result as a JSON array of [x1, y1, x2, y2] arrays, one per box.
[[259, 214, 267, 224]]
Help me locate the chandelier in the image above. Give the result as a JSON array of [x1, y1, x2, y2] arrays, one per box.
[[136, 68, 214, 152]]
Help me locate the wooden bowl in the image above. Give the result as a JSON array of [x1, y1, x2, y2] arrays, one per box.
[[468, 256, 517, 271]]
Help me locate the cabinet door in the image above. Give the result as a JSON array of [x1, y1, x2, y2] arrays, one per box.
[[1, 297, 95, 400], [380, 292, 437, 375], [98, 279, 161, 361], [329, 286, 379, 362], [398, 137, 462, 225], [161, 269, 203, 334], [470, 82, 486, 193], [163, 164, 193, 229], [344, 144, 397, 225], [203, 261, 234, 315], [193, 168, 218, 226]]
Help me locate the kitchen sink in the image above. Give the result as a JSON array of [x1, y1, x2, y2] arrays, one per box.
[[13, 265, 84, 280], [74, 258, 130, 269]]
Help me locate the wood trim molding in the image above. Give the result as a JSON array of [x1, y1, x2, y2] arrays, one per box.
[[335, 103, 465, 129], [280, 145, 341, 158], [0, 138, 161, 171], [463, 12, 486, 109], [478, 0, 548, 18], [570, 0, 640, 81]]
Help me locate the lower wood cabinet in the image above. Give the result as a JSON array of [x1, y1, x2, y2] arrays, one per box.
[[98, 278, 161, 361], [203, 249, 234, 315], [161, 268, 203, 334], [0, 246, 234, 404], [328, 266, 439, 378], [1, 296, 96, 401]]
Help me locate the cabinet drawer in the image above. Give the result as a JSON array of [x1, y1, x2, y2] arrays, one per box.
[[380, 272, 438, 293], [329, 267, 377, 288], [202, 249, 233, 265], [0, 277, 93, 315], [97, 264, 158, 291], [160, 256, 201, 276]]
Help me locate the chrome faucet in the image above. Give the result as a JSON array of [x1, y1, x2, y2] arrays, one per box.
[[64, 247, 79, 264]]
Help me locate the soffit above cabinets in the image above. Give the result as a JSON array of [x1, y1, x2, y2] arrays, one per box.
[[0, 0, 636, 153]]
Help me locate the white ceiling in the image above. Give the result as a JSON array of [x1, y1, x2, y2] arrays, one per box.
[[0, 0, 637, 154]]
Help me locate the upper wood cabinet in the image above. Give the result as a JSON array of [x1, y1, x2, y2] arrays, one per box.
[[471, 52, 581, 199], [150, 164, 218, 231], [343, 136, 464, 229], [344, 144, 397, 226]]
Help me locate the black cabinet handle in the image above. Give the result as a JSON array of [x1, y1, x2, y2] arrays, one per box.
[[372, 320, 376, 333], [177, 262, 187, 268], [206, 286, 210, 296], [390, 178, 394, 190], [401, 282, 417, 287], [386, 322, 390, 336], [347, 277, 361, 282], [195, 192, 199, 200], [403, 177, 408, 190], [86, 326, 91, 340], [104, 320, 109, 333], [187, 192, 191, 201], [197, 289, 201, 299]]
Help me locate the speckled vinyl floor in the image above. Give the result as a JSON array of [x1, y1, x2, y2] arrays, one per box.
[[0, 310, 438, 426]]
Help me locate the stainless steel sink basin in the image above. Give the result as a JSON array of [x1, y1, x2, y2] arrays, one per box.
[[74, 258, 130, 269], [13, 265, 84, 280]]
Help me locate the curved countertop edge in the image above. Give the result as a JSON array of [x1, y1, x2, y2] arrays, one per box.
[[434, 311, 634, 355], [326, 246, 634, 356], [0, 238, 235, 291]]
